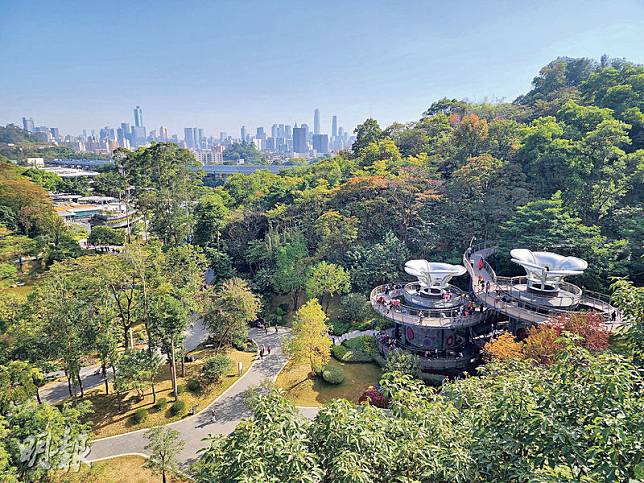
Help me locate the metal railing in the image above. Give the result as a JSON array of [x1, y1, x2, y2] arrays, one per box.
[[369, 284, 485, 328]]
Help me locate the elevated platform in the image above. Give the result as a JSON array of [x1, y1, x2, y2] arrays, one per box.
[[370, 284, 486, 329], [463, 243, 623, 331]]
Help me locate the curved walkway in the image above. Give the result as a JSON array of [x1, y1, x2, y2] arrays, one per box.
[[85, 327, 290, 466]]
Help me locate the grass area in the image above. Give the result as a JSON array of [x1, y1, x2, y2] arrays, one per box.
[[51, 455, 186, 483], [275, 358, 381, 406], [71, 347, 255, 439]]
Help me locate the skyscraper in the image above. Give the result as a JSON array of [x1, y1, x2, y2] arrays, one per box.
[[271, 124, 278, 139], [314, 109, 320, 135], [240, 126, 247, 142], [256, 127, 266, 140], [197, 128, 204, 148], [133, 106, 143, 127], [159, 126, 168, 142], [22, 117, 34, 132], [312, 134, 329, 154], [293, 127, 307, 154], [331, 116, 338, 138], [184, 128, 197, 149], [285, 125, 292, 140]]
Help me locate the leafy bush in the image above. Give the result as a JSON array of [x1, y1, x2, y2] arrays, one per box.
[[130, 407, 147, 424], [186, 377, 202, 393], [331, 336, 377, 363], [155, 397, 168, 411], [233, 338, 256, 353], [328, 318, 352, 336], [170, 400, 186, 416], [201, 354, 233, 384], [383, 348, 420, 376], [0, 263, 17, 288], [88, 226, 125, 246], [339, 293, 370, 324], [322, 365, 345, 384], [331, 344, 349, 360], [358, 386, 388, 408]]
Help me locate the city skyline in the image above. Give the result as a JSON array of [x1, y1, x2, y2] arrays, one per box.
[[2, 1, 643, 134]]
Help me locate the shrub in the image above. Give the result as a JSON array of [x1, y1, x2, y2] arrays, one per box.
[[0, 263, 17, 288], [332, 336, 377, 363], [383, 348, 420, 376], [170, 400, 186, 416], [331, 344, 349, 361], [329, 319, 352, 336], [339, 293, 370, 325], [201, 354, 233, 384], [322, 365, 345, 384], [186, 377, 202, 394], [88, 226, 125, 246], [524, 324, 561, 365], [483, 332, 526, 362], [155, 397, 168, 411], [130, 407, 147, 424], [358, 386, 388, 408], [233, 338, 256, 353]]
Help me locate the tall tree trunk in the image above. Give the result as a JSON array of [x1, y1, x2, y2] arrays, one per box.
[[170, 343, 178, 401], [124, 326, 131, 350], [35, 386, 42, 404], [324, 294, 331, 314], [151, 379, 156, 404], [65, 369, 74, 397], [162, 470, 167, 483], [77, 370, 84, 398], [181, 354, 185, 378]]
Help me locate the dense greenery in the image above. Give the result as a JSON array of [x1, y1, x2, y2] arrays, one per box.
[[223, 141, 267, 164]]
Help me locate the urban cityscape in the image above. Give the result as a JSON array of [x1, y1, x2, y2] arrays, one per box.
[[1, 1, 643, 482], [18, 106, 356, 163]]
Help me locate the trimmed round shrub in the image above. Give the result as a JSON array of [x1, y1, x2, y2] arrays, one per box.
[[155, 397, 168, 411], [186, 377, 202, 394], [130, 407, 147, 424], [201, 354, 233, 384], [322, 365, 345, 385], [170, 400, 186, 416]]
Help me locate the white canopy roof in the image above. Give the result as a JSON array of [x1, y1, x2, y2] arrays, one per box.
[[510, 249, 587, 282], [404, 260, 466, 289]]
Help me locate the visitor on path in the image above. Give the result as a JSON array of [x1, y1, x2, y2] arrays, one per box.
[[259, 347, 264, 359], [611, 310, 617, 322], [265, 324, 269, 334], [477, 258, 484, 270], [210, 407, 216, 423], [267, 346, 271, 355], [275, 325, 279, 333], [485, 281, 490, 294]]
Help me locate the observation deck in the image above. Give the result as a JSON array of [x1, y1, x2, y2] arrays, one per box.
[[463, 243, 622, 331]]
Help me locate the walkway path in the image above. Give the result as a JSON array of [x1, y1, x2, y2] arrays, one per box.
[[42, 318, 210, 405], [85, 327, 293, 466]]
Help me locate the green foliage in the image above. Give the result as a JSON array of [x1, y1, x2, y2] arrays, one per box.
[[201, 354, 233, 384], [383, 348, 420, 376], [87, 226, 125, 246], [155, 397, 168, 411], [0, 263, 17, 288], [338, 293, 370, 326], [20, 168, 61, 191], [321, 365, 345, 384], [223, 141, 266, 164], [143, 427, 185, 482], [170, 399, 186, 416], [186, 377, 203, 394], [131, 407, 148, 424], [331, 336, 376, 363], [305, 261, 350, 312]]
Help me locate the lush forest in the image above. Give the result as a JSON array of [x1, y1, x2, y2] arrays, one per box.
[[0, 56, 642, 482]]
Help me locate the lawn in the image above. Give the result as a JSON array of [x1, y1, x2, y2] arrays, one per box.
[[51, 455, 187, 483], [73, 347, 255, 439], [275, 358, 382, 406]]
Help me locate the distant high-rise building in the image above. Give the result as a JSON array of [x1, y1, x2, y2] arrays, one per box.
[[314, 109, 320, 135], [240, 126, 247, 142], [184, 128, 197, 149], [22, 117, 34, 132], [332, 116, 338, 138], [293, 127, 307, 154], [131, 126, 147, 148], [197, 128, 204, 148], [271, 124, 278, 139], [133, 106, 144, 127], [312, 134, 329, 154], [159, 126, 168, 142], [219, 132, 226, 143], [285, 125, 292, 140], [338, 126, 344, 138], [256, 127, 266, 140], [50, 127, 61, 141], [301, 123, 310, 141], [277, 124, 285, 139]]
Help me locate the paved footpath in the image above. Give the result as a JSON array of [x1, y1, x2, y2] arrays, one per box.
[[85, 327, 301, 466]]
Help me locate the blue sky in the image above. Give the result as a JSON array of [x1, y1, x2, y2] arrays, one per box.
[[1, 0, 643, 137]]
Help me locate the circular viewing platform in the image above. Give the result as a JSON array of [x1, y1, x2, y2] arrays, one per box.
[[370, 283, 486, 329]]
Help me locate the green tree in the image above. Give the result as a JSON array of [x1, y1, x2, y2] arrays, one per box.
[[305, 262, 350, 313], [87, 226, 125, 246], [143, 427, 186, 483], [352, 118, 382, 157], [284, 299, 331, 373], [204, 278, 261, 349], [114, 349, 162, 403]]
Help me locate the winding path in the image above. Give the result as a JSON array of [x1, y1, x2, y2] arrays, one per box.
[[85, 327, 312, 466]]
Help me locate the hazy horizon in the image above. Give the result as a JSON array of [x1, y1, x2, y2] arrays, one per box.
[[2, 0, 643, 137]]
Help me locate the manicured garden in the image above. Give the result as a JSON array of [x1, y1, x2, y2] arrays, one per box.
[[74, 347, 255, 439], [54, 455, 187, 483], [275, 358, 381, 406]]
